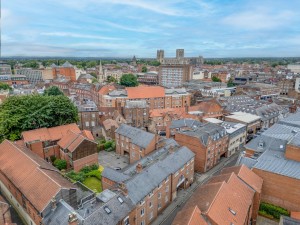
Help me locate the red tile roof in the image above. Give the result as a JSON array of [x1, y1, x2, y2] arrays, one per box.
[[0, 140, 75, 212], [58, 130, 96, 152], [126, 86, 165, 99], [221, 165, 263, 193], [22, 123, 81, 143], [172, 171, 257, 225], [98, 85, 116, 95], [82, 130, 94, 140], [103, 119, 119, 130]]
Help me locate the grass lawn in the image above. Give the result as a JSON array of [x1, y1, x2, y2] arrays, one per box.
[[83, 177, 102, 193]]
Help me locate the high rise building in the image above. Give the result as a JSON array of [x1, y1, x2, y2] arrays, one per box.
[[0, 62, 12, 76], [159, 64, 192, 88]]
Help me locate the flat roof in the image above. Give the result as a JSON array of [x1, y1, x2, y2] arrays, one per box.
[[225, 111, 261, 123]]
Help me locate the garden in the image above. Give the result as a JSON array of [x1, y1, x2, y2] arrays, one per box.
[[65, 164, 104, 193], [259, 202, 290, 221]]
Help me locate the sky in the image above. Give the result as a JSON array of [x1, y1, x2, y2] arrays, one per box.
[[2, 0, 300, 58]]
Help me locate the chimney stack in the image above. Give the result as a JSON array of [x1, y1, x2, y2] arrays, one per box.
[[119, 182, 128, 196], [68, 212, 78, 225], [169, 145, 175, 154], [51, 197, 57, 210], [136, 163, 143, 173]]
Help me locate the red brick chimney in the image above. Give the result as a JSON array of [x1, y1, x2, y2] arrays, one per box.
[[68, 212, 78, 225], [169, 145, 175, 154], [136, 163, 143, 173]]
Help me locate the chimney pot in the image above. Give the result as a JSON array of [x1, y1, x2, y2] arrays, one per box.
[[136, 163, 143, 173]]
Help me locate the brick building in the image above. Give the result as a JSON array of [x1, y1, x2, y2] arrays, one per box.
[[52, 61, 77, 81], [0, 140, 134, 225], [172, 165, 263, 225], [123, 100, 150, 128], [225, 111, 261, 135], [0, 195, 14, 225], [115, 124, 156, 163], [137, 71, 159, 85], [174, 122, 228, 172], [238, 111, 300, 212], [22, 123, 98, 171], [102, 139, 195, 225], [189, 98, 223, 120]]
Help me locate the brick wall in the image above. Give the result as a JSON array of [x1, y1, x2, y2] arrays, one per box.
[[285, 144, 300, 162], [252, 168, 300, 211]]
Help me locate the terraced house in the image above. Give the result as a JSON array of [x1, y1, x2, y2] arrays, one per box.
[[102, 139, 195, 225]]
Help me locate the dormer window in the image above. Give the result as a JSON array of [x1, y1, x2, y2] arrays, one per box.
[[258, 140, 264, 148]]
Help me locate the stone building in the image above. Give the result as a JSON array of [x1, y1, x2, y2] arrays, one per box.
[[156, 49, 203, 65]]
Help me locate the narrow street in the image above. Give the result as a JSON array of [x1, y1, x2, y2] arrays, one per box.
[[152, 153, 240, 225]]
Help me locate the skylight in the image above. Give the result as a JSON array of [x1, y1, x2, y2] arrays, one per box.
[[104, 206, 111, 214], [117, 197, 124, 204]]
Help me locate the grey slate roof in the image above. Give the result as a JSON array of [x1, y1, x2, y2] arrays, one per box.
[[124, 146, 194, 204], [253, 150, 300, 180], [179, 123, 226, 146], [62, 61, 74, 68], [245, 134, 288, 153], [116, 124, 155, 149], [279, 110, 300, 128], [169, 119, 202, 129], [102, 167, 130, 183], [280, 216, 300, 225]]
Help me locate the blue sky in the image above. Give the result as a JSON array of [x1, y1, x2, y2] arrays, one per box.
[[2, 0, 300, 57]]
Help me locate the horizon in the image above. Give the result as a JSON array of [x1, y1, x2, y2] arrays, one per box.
[[2, 0, 300, 58]]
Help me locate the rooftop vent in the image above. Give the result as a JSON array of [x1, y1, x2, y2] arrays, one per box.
[[229, 208, 237, 216]]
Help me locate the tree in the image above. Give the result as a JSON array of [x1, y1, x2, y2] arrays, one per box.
[[54, 159, 67, 170], [148, 60, 160, 66], [142, 66, 148, 73], [90, 72, 97, 78], [212, 76, 221, 82], [0, 95, 78, 142], [120, 74, 138, 87], [227, 78, 235, 87], [107, 76, 117, 83], [0, 82, 12, 91], [43, 86, 64, 96]]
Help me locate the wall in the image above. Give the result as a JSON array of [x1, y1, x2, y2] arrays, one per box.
[[285, 144, 300, 162], [252, 168, 300, 212]]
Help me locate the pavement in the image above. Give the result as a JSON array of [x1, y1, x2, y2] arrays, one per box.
[[98, 151, 129, 169], [151, 153, 240, 225], [256, 216, 278, 225]]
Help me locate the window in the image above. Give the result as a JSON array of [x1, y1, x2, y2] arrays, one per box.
[[165, 196, 168, 203], [123, 216, 130, 225], [158, 203, 162, 209], [139, 200, 145, 206], [165, 185, 169, 193], [149, 211, 153, 220], [149, 202, 152, 208], [140, 208, 145, 216], [141, 220, 145, 225], [91, 121, 95, 127], [158, 192, 161, 199], [85, 121, 89, 127]]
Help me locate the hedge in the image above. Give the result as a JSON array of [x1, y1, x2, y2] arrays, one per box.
[[259, 202, 289, 220]]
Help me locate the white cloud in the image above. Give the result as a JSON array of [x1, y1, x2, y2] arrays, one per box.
[[40, 32, 122, 40], [222, 10, 295, 30]]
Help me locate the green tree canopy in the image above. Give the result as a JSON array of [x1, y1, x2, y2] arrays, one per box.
[[148, 60, 161, 66], [120, 74, 138, 87], [0, 82, 12, 91], [227, 78, 235, 87], [107, 76, 117, 83], [0, 95, 78, 141], [212, 76, 221, 82], [43, 86, 64, 96], [142, 66, 148, 73]]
